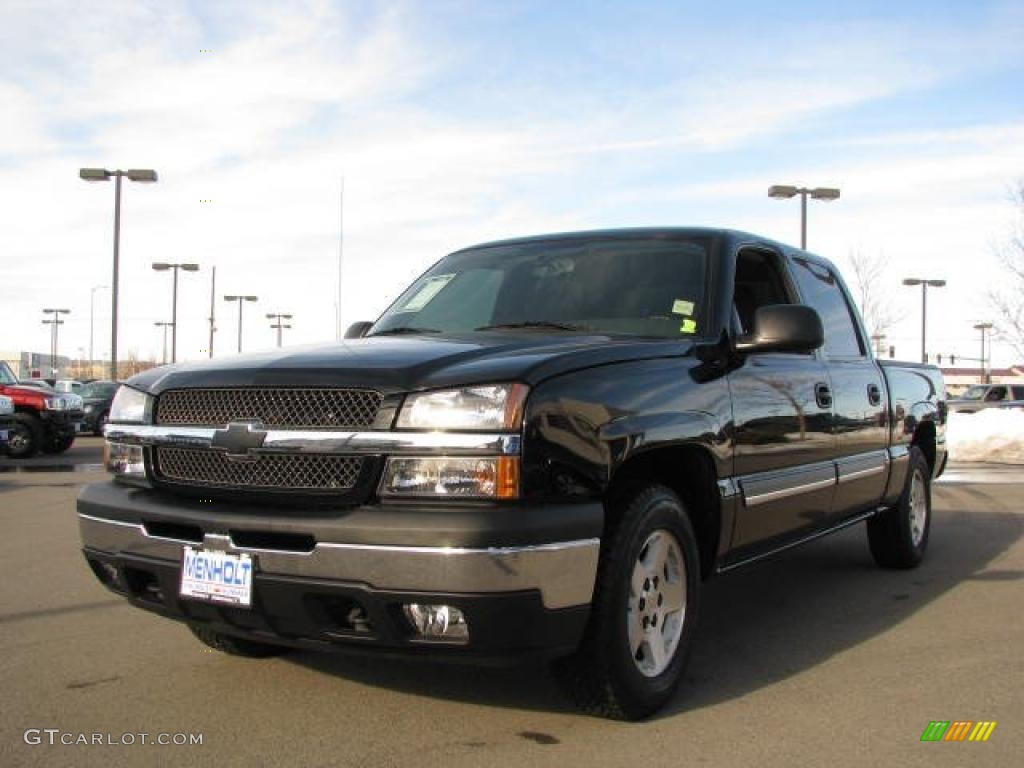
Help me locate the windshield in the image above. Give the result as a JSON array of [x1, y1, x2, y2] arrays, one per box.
[[80, 381, 118, 398], [959, 385, 986, 400], [370, 236, 709, 339]]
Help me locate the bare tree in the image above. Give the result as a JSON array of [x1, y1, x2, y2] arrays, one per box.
[[988, 181, 1024, 360], [846, 249, 902, 347]]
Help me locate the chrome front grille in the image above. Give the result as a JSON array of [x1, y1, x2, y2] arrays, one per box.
[[155, 388, 382, 429], [154, 448, 363, 491]]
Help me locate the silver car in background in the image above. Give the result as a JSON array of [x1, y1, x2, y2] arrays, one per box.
[[948, 384, 1024, 414]]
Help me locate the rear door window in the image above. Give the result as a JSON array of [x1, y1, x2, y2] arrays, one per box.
[[790, 257, 865, 358]]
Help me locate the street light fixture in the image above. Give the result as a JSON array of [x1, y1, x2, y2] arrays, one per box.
[[902, 278, 946, 364], [152, 262, 200, 363], [224, 295, 259, 353], [266, 312, 294, 348], [767, 185, 841, 249], [973, 322, 994, 384], [154, 321, 173, 365], [42, 308, 71, 377], [80, 167, 158, 379]]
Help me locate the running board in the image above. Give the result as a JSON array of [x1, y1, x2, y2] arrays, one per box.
[[715, 507, 883, 574]]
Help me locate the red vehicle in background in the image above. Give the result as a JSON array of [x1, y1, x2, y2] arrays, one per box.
[[0, 361, 84, 458]]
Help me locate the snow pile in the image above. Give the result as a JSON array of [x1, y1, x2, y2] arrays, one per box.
[[946, 409, 1024, 464]]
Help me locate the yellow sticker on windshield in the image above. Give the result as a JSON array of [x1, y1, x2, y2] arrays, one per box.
[[679, 318, 697, 334], [672, 299, 695, 316]]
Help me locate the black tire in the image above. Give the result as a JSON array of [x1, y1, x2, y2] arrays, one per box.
[[188, 625, 290, 658], [42, 433, 75, 454], [555, 485, 701, 720], [867, 446, 931, 569], [7, 413, 42, 459]]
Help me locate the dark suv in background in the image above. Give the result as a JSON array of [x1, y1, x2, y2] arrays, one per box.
[[80, 381, 120, 435]]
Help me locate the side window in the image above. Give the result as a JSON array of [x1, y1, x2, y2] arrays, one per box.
[[790, 257, 865, 358], [984, 386, 1007, 402], [1011, 386, 1024, 401], [733, 249, 792, 335]]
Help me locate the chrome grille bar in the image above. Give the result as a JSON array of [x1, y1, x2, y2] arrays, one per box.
[[105, 424, 522, 456]]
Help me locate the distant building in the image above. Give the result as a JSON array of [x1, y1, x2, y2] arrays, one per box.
[[0, 350, 72, 379], [939, 365, 1024, 396]]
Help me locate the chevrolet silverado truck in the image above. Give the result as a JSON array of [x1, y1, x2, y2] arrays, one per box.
[[0, 361, 84, 458], [78, 228, 946, 719]]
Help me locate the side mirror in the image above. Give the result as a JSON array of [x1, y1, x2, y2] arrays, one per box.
[[344, 321, 373, 339], [735, 304, 823, 354]]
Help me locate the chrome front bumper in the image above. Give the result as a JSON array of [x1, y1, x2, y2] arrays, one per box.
[[79, 513, 599, 610]]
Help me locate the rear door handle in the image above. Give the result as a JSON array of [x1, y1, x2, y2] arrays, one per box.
[[867, 383, 882, 406], [815, 382, 833, 409]]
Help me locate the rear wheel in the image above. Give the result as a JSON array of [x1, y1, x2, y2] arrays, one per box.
[[188, 625, 290, 658], [867, 446, 931, 569], [555, 485, 701, 720], [7, 414, 41, 458]]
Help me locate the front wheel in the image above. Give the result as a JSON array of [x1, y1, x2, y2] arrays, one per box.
[[555, 485, 701, 720], [867, 446, 931, 569], [7, 414, 41, 458]]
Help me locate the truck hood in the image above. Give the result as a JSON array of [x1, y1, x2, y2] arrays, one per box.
[[0, 384, 49, 403], [127, 333, 693, 395]]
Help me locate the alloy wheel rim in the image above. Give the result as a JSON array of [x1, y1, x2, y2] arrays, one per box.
[[909, 469, 927, 547], [9, 426, 29, 452], [627, 529, 687, 678]]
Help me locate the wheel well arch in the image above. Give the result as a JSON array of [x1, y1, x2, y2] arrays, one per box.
[[606, 444, 720, 579], [912, 420, 937, 471]]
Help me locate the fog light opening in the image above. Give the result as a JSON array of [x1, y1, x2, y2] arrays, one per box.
[[402, 603, 469, 642]]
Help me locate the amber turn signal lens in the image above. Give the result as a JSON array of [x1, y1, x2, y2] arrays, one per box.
[[496, 456, 520, 499]]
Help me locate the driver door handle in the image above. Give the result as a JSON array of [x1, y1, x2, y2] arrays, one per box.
[[815, 382, 833, 409]]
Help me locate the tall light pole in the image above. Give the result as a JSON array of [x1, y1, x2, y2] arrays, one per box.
[[42, 308, 70, 377], [208, 266, 217, 359], [152, 262, 199, 363], [974, 322, 993, 384], [768, 185, 841, 249], [902, 278, 946, 364], [89, 285, 108, 375], [80, 168, 158, 380], [224, 295, 258, 353], [266, 312, 293, 347], [154, 321, 173, 365]]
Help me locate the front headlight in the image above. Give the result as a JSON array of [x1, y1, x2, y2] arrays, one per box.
[[108, 386, 152, 424], [104, 442, 148, 484], [397, 384, 528, 431], [380, 456, 520, 499]]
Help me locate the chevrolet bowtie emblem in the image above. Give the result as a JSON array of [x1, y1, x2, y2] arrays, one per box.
[[211, 421, 267, 461]]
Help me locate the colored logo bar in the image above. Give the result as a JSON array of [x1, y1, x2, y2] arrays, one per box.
[[920, 721, 996, 742]]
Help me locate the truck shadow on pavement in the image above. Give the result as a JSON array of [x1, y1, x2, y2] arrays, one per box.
[[290, 493, 1021, 719]]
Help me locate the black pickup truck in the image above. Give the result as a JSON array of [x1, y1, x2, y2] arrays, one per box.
[[78, 228, 946, 719]]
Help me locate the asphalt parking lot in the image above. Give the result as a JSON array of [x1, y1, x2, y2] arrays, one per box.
[[1, 437, 1020, 767]]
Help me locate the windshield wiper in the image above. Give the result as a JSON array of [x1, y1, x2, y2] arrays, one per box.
[[475, 320, 590, 332], [370, 326, 441, 336]]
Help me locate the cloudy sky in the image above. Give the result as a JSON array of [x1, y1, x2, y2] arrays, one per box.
[[2, 0, 1023, 368]]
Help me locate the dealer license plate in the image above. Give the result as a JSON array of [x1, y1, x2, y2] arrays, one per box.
[[180, 547, 254, 608]]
